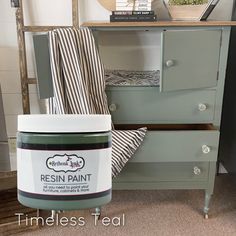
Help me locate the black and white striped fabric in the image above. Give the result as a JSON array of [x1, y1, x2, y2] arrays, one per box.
[[48, 27, 146, 178]]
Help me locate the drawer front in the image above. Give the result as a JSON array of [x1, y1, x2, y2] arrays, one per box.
[[130, 130, 219, 162], [113, 162, 209, 183], [106, 88, 216, 124]]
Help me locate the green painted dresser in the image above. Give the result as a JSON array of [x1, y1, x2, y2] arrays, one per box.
[[83, 21, 236, 218]]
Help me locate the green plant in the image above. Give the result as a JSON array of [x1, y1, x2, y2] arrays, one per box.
[[169, 0, 208, 5]]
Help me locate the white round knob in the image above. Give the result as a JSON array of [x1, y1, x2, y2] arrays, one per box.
[[202, 145, 211, 154], [165, 60, 174, 67], [193, 166, 201, 175], [198, 103, 207, 112], [109, 104, 117, 112]]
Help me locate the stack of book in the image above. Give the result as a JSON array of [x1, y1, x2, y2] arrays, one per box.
[[110, 10, 157, 22], [116, 0, 152, 11], [111, 0, 157, 22]]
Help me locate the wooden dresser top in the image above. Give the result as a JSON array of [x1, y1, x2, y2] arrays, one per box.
[[82, 21, 236, 28]]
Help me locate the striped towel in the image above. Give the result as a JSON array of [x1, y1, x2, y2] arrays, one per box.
[[48, 27, 146, 178]]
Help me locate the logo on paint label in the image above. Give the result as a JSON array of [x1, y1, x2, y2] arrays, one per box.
[[46, 154, 85, 173]]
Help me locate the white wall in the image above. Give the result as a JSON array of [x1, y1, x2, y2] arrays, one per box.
[[0, 0, 234, 137]]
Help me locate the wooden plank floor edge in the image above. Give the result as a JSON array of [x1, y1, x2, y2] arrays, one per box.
[[0, 172, 17, 191], [0, 189, 41, 235], [0, 171, 16, 179], [0, 220, 40, 236]]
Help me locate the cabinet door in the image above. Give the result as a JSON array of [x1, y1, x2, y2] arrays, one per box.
[[161, 30, 221, 92]]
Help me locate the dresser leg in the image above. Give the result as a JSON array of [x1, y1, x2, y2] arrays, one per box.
[[203, 192, 212, 219], [94, 207, 101, 220]]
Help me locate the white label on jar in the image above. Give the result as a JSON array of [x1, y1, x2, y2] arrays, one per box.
[[17, 148, 112, 196]]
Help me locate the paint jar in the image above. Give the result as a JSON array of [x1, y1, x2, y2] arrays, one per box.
[[17, 115, 112, 210]]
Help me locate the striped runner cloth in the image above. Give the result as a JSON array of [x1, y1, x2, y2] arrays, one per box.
[[48, 27, 146, 178]]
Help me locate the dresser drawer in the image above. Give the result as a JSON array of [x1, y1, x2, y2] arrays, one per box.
[[106, 87, 216, 124], [123, 125, 219, 163], [113, 162, 209, 183]]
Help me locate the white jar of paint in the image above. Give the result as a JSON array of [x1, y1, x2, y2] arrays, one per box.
[[17, 114, 112, 210]]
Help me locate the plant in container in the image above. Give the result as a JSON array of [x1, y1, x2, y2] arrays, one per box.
[[163, 0, 210, 20]]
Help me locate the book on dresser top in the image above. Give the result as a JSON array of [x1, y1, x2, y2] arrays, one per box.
[[116, 0, 152, 4], [116, 6, 152, 11], [112, 10, 155, 15], [116, 0, 151, 2], [116, 0, 152, 11], [110, 14, 157, 22]]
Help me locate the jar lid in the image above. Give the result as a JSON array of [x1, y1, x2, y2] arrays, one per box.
[[18, 115, 111, 133]]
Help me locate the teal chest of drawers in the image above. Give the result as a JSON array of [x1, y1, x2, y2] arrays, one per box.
[[84, 21, 235, 218], [33, 21, 236, 218]]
